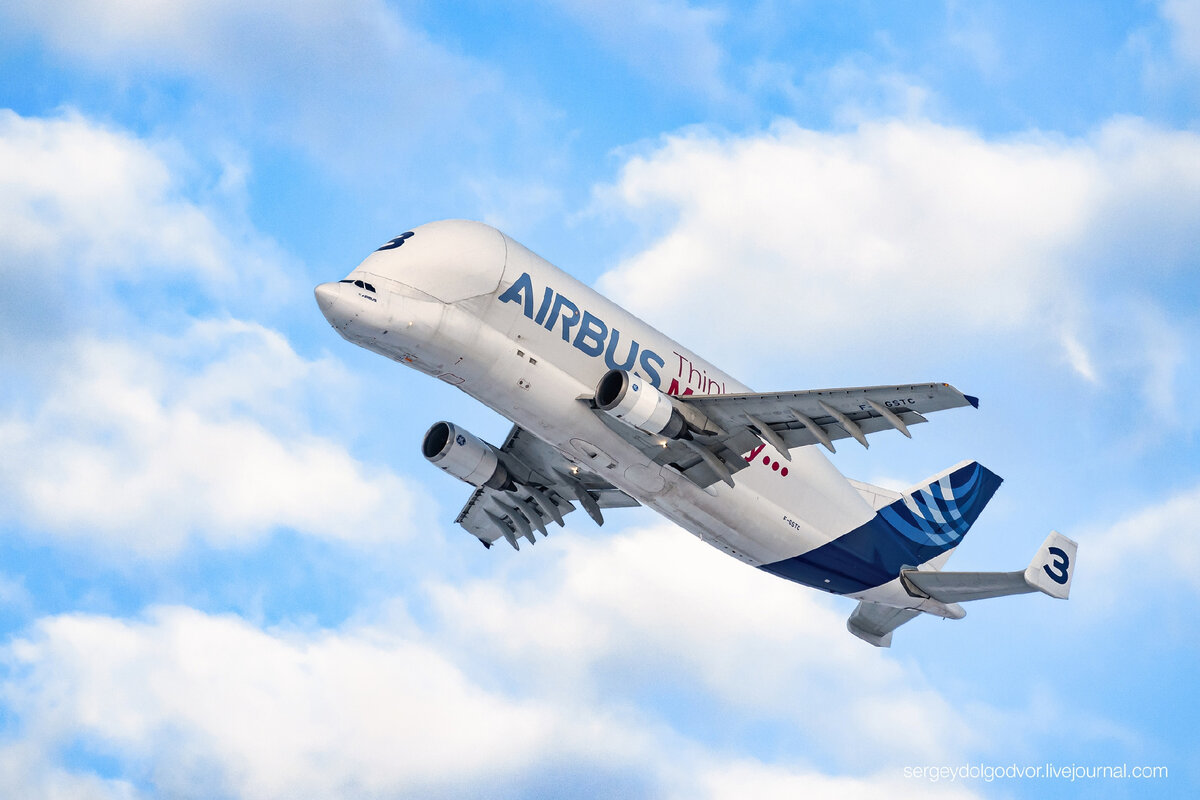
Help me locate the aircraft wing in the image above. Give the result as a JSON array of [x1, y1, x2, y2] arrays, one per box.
[[591, 382, 977, 491], [454, 425, 639, 550]]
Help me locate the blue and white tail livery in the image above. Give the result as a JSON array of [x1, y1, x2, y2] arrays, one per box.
[[883, 461, 1001, 548], [761, 461, 1003, 595], [316, 219, 1077, 647]]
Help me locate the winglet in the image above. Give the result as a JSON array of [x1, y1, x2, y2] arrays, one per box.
[[1023, 530, 1077, 599], [964, 394, 980, 409]]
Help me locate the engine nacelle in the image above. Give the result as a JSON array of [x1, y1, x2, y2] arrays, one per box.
[[422, 421, 511, 489], [594, 369, 686, 439]]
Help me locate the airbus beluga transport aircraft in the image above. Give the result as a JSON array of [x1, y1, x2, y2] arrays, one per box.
[[315, 220, 1076, 646]]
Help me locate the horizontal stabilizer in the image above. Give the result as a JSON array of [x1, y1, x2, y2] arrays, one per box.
[[901, 569, 1032, 603], [847, 601, 921, 648], [901, 530, 1078, 604]]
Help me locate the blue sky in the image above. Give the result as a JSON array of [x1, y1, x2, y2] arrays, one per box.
[[1, 1, 1198, 797]]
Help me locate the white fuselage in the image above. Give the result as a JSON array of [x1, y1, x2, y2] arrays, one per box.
[[316, 220, 931, 611]]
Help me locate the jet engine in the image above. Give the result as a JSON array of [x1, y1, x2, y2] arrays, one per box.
[[594, 369, 686, 439], [422, 421, 511, 489]]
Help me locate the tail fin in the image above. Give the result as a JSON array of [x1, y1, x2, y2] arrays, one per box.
[[761, 461, 1002, 595], [876, 460, 1004, 563]]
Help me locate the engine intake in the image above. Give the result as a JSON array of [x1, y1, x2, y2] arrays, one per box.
[[422, 421, 511, 489], [595, 369, 686, 439]]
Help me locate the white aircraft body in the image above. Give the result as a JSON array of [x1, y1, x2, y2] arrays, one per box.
[[316, 220, 1076, 646]]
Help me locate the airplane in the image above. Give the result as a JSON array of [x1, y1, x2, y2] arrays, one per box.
[[315, 220, 1076, 646]]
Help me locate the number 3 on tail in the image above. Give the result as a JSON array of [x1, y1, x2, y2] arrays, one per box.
[[1043, 546, 1070, 585]]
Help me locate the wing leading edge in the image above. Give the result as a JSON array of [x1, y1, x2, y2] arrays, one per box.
[[589, 381, 978, 491]]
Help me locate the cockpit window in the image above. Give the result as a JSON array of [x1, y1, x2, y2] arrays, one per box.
[[364, 283, 376, 292], [340, 279, 376, 293]]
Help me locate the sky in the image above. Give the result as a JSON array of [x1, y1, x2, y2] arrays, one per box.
[[0, 1, 1198, 797]]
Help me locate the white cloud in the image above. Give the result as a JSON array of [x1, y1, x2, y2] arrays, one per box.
[[429, 523, 983, 769], [545, 0, 728, 97], [0, 109, 294, 348], [2, 607, 566, 799], [4, 0, 453, 94], [1162, 0, 1200, 66], [0, 320, 419, 557], [1060, 329, 1099, 385], [594, 118, 1200, 387], [1082, 481, 1200, 602], [0, 595, 987, 800], [0, 741, 142, 800], [0, 109, 414, 558], [746, 57, 936, 126], [0, 1, 522, 173], [944, 2, 1005, 78], [0, 109, 279, 287]]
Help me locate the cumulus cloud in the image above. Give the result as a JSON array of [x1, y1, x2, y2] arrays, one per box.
[[0, 109, 417, 558], [0, 592, 986, 799], [0, 109, 292, 340], [429, 523, 983, 769], [0, 320, 419, 557], [594, 117, 1200, 389], [2, 607, 567, 799], [0, 109, 282, 282]]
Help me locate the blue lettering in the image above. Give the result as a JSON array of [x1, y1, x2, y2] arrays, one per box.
[[533, 286, 554, 325], [639, 349, 665, 388], [545, 294, 580, 342], [497, 276, 664, 384], [604, 327, 639, 371], [574, 311, 607, 357], [497, 272, 535, 318]]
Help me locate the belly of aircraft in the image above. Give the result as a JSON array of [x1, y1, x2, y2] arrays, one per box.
[[546, 407, 879, 576]]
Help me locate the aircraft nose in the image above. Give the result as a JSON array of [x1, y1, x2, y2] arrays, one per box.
[[314, 282, 340, 323]]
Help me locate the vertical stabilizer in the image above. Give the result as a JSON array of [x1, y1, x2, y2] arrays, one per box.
[[762, 461, 1002, 594]]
